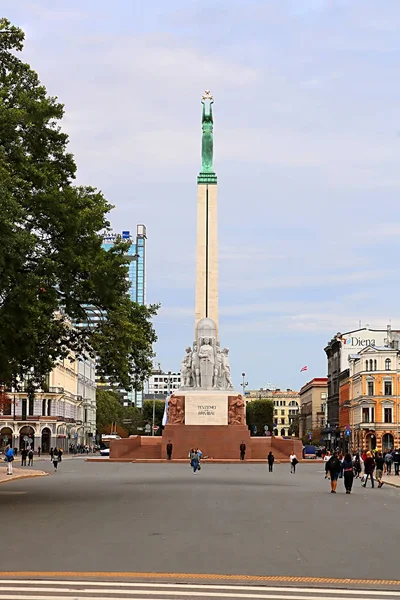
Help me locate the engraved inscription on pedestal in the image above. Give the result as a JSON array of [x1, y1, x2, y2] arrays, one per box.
[[185, 393, 228, 425]]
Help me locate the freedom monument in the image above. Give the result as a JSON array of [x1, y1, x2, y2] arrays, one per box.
[[111, 93, 301, 460]]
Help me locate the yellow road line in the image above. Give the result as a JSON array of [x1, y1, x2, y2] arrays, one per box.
[[0, 573, 398, 587]]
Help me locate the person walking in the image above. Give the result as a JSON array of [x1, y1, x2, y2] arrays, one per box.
[[375, 452, 385, 488], [58, 448, 63, 462], [342, 453, 354, 494], [353, 453, 362, 478], [385, 450, 393, 475], [5, 445, 14, 476], [267, 451, 275, 472], [166, 440, 173, 460], [50, 447, 54, 461], [239, 442, 246, 461], [325, 451, 342, 493], [189, 448, 199, 474], [393, 448, 400, 476], [21, 447, 28, 467], [52, 452, 60, 472], [28, 448, 34, 467], [362, 451, 375, 488], [289, 452, 298, 474]]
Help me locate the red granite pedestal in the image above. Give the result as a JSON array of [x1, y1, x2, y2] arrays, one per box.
[[162, 424, 250, 459]]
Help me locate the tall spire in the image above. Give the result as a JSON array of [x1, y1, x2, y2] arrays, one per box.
[[198, 90, 217, 185]]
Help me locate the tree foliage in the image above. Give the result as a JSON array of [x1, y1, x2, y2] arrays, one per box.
[[96, 389, 123, 433], [246, 399, 273, 436], [142, 400, 165, 433], [0, 19, 158, 388]]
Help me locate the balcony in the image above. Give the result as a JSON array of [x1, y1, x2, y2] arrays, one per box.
[[49, 387, 64, 394], [359, 422, 375, 430]]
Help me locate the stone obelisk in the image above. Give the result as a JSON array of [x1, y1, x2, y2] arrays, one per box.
[[195, 90, 218, 337]]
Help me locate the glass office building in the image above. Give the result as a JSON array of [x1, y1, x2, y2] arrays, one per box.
[[100, 225, 147, 407], [102, 225, 146, 305]]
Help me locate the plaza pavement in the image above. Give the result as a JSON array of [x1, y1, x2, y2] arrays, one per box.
[[0, 460, 400, 583]]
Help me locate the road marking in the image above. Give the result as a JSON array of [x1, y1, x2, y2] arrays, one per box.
[[0, 582, 398, 595], [0, 594, 398, 600], [0, 592, 398, 600], [0, 573, 399, 587]]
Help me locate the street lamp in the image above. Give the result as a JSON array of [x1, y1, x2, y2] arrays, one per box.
[[241, 372, 248, 398]]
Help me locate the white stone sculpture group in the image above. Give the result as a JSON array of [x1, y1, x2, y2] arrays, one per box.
[[180, 318, 234, 390]]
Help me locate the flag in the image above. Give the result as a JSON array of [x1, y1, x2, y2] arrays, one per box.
[[162, 395, 170, 426], [300, 366, 308, 372]]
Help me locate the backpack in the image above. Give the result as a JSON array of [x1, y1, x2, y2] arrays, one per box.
[[329, 457, 341, 471]]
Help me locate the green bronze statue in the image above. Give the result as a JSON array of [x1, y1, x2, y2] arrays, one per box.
[[201, 90, 214, 173]]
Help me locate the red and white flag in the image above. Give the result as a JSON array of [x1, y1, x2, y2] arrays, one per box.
[[300, 365, 308, 372]]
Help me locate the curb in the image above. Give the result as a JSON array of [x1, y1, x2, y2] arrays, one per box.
[[380, 478, 400, 489], [0, 471, 49, 485]]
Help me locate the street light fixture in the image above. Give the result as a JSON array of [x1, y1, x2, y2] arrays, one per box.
[[241, 372, 248, 398]]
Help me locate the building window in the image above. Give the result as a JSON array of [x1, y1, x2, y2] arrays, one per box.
[[42, 399, 46, 416], [384, 407, 393, 423], [280, 428, 286, 436], [47, 399, 51, 416], [366, 360, 369, 371], [280, 418, 285, 424], [274, 409, 277, 416], [281, 410, 285, 416], [367, 381, 374, 396], [362, 407, 374, 423], [28, 397, 34, 416], [22, 399, 27, 421], [369, 359, 373, 371], [385, 381, 392, 396], [385, 358, 391, 371], [374, 360, 377, 371]]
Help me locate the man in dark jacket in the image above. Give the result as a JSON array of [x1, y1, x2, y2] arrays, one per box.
[[325, 452, 342, 493], [166, 441, 173, 460], [240, 442, 246, 461]]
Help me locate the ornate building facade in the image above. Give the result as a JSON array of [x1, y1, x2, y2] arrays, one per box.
[[0, 354, 96, 453], [348, 345, 400, 453]]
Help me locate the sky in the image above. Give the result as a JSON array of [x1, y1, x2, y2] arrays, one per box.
[[3, 0, 400, 391]]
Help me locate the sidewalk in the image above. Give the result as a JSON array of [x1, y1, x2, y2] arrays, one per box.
[[381, 474, 400, 488], [0, 467, 49, 485]]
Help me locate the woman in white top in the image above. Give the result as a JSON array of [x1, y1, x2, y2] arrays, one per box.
[[290, 453, 298, 474]]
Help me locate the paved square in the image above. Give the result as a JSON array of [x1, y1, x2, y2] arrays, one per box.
[[1, 460, 399, 579]]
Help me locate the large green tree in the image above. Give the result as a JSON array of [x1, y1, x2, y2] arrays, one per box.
[[0, 18, 158, 389], [96, 389, 123, 433], [246, 399, 274, 437]]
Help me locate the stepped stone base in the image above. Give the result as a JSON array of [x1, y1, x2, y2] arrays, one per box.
[[110, 427, 302, 461]]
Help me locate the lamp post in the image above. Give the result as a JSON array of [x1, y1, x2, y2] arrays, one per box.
[[241, 372, 248, 398]]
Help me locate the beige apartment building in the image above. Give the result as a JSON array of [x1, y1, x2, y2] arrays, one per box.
[[0, 354, 96, 453], [247, 388, 300, 437], [299, 378, 328, 439]]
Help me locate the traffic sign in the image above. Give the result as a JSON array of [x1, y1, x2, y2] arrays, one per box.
[[153, 425, 159, 431], [345, 430, 351, 436], [308, 433, 312, 440], [264, 425, 269, 432], [345, 424, 351, 432], [145, 424, 151, 433]]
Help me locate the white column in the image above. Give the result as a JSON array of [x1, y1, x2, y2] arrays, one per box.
[[195, 183, 218, 336]]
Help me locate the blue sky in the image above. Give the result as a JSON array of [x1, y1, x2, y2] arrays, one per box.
[[4, 0, 400, 390]]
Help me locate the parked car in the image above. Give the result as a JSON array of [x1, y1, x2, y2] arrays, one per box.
[[100, 448, 110, 456], [303, 445, 317, 459]]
